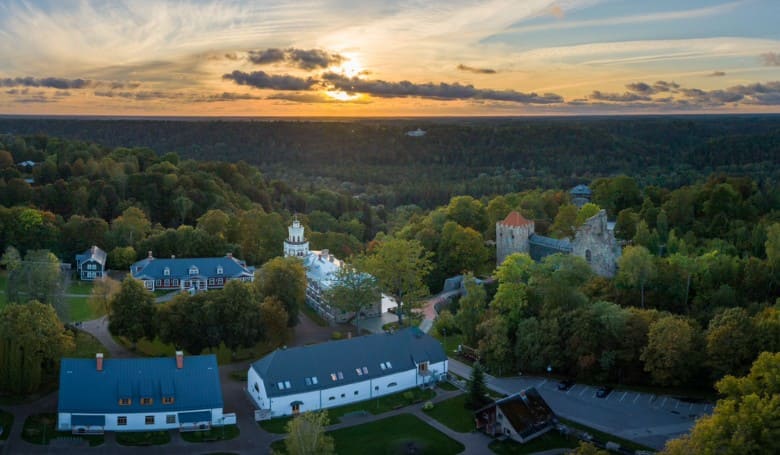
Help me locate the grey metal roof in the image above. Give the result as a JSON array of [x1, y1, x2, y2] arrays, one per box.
[[131, 255, 254, 280], [76, 246, 107, 267], [529, 234, 572, 261], [570, 184, 592, 196], [251, 327, 446, 398], [58, 355, 223, 414]]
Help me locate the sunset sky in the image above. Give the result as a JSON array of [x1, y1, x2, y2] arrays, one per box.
[[1, 0, 779, 116]]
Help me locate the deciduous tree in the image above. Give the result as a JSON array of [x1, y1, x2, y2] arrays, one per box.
[[641, 315, 702, 386], [285, 411, 334, 455], [109, 277, 156, 347], [324, 264, 380, 336], [256, 257, 306, 327]]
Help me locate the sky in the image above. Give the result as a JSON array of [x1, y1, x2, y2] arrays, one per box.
[[0, 0, 779, 116]]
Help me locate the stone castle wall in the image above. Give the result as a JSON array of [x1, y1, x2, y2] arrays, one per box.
[[570, 210, 621, 277], [496, 222, 534, 266]]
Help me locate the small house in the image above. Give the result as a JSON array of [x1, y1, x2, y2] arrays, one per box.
[[75, 245, 107, 281]]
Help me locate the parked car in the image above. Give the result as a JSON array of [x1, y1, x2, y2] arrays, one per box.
[[557, 380, 575, 391], [596, 386, 613, 398]]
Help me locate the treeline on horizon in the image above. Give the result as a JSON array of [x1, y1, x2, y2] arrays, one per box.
[[1, 116, 778, 208]]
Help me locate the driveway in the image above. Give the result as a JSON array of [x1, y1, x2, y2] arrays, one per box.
[[448, 358, 708, 450]]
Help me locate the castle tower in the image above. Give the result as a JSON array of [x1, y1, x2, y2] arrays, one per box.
[[496, 211, 535, 266], [571, 210, 621, 277], [284, 217, 310, 258]]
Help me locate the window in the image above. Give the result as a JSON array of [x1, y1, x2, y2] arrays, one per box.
[[386, 361, 392, 369], [155, 280, 161, 287], [277, 382, 284, 390], [163, 279, 170, 287], [145, 281, 153, 289], [388, 382, 397, 388], [292, 402, 300, 414], [328, 396, 335, 401], [285, 381, 291, 389], [141, 397, 153, 405], [585, 249, 592, 263], [189, 266, 199, 275], [305, 377, 311, 386], [145, 416, 155, 425], [118, 398, 131, 406], [340, 393, 345, 398], [337, 371, 344, 380], [166, 415, 176, 424], [162, 397, 174, 405], [418, 362, 429, 374], [355, 368, 362, 376], [208, 278, 215, 285], [217, 278, 224, 285], [311, 376, 318, 385], [172, 279, 179, 286], [217, 266, 223, 274], [380, 363, 386, 370], [374, 386, 379, 391], [117, 416, 127, 426], [163, 267, 170, 276], [362, 367, 368, 374], [254, 383, 260, 392], [354, 391, 359, 396], [331, 373, 337, 381]]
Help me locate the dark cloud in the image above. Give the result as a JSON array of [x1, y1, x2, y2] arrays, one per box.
[[588, 90, 651, 102], [223, 70, 318, 91], [456, 64, 497, 74], [625, 80, 679, 95], [247, 48, 345, 70], [0, 76, 139, 90], [760, 52, 780, 66], [708, 71, 726, 77], [321, 72, 562, 104], [93, 90, 262, 102]]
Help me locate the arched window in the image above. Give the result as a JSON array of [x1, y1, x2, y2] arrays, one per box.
[[585, 249, 592, 263]]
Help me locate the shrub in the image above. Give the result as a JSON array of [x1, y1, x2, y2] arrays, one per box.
[[422, 401, 434, 410], [331, 331, 343, 340]]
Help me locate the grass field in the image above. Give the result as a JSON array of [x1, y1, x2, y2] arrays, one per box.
[[68, 330, 109, 358], [422, 394, 474, 433], [271, 413, 464, 455], [259, 387, 437, 434], [489, 430, 579, 454]]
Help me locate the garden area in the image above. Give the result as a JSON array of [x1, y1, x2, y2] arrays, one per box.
[[21, 413, 104, 446], [180, 425, 240, 443], [116, 430, 171, 446], [260, 387, 436, 434], [272, 414, 464, 455]]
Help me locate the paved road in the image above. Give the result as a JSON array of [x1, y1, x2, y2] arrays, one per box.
[[449, 358, 708, 450]]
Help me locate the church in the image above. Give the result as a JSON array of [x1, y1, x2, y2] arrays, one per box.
[[283, 218, 387, 323], [496, 209, 621, 277]]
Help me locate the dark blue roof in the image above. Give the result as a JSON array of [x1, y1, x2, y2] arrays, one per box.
[[71, 415, 106, 426], [251, 327, 446, 398], [131, 255, 254, 280], [58, 355, 223, 414], [529, 234, 572, 261]]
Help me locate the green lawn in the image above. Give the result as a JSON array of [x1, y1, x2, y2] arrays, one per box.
[[431, 331, 464, 357], [68, 330, 109, 358], [259, 387, 437, 434], [271, 414, 464, 455], [422, 394, 474, 433], [437, 381, 459, 391], [21, 413, 104, 446], [0, 408, 13, 440], [116, 430, 171, 446], [66, 296, 103, 322], [558, 418, 653, 452], [180, 425, 240, 443], [66, 280, 93, 295], [489, 430, 579, 454]]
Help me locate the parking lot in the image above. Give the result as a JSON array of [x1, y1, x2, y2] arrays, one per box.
[[448, 359, 712, 450]]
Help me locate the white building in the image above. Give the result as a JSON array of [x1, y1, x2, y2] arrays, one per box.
[[248, 327, 447, 419], [284, 218, 392, 323], [58, 352, 234, 434]]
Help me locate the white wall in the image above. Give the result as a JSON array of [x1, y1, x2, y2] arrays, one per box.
[[249, 359, 448, 418], [58, 407, 224, 432]]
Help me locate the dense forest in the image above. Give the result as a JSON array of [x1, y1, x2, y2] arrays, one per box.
[[0, 120, 778, 397], [1, 116, 779, 208]]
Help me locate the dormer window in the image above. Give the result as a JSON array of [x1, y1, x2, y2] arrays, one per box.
[[140, 397, 153, 405], [118, 398, 131, 406], [163, 267, 170, 276], [189, 266, 199, 275], [217, 266, 223, 275], [162, 397, 174, 405]]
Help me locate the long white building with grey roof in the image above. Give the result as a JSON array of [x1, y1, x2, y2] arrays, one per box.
[[247, 327, 447, 419]]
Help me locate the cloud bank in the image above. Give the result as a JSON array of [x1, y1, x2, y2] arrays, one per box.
[[456, 64, 497, 74], [248, 48, 345, 70]]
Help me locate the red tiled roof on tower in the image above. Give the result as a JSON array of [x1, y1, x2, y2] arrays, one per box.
[[501, 211, 533, 227]]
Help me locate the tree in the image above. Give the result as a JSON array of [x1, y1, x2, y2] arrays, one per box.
[[446, 195, 487, 232], [284, 411, 335, 455], [4, 249, 64, 311], [261, 296, 289, 347], [662, 352, 780, 455], [466, 362, 490, 410], [109, 277, 156, 347], [571, 442, 610, 455], [109, 206, 151, 247], [437, 221, 488, 276], [753, 306, 780, 354], [256, 257, 307, 327], [0, 300, 74, 394], [88, 276, 120, 318], [641, 315, 702, 386], [667, 253, 698, 313], [158, 293, 212, 355], [477, 315, 512, 374], [197, 209, 231, 239], [455, 274, 487, 346], [108, 246, 137, 270], [617, 246, 656, 309], [550, 204, 578, 238], [706, 308, 757, 378], [358, 238, 433, 326], [575, 203, 601, 226], [323, 264, 380, 336], [213, 280, 264, 352]]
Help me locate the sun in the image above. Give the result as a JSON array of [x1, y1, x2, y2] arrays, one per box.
[[331, 53, 364, 78], [325, 90, 360, 101]]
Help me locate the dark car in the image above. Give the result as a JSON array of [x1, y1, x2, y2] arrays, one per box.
[[557, 380, 575, 391], [596, 386, 613, 398]]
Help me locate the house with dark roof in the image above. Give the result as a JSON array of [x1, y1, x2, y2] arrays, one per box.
[[58, 352, 234, 434], [475, 388, 557, 443], [75, 245, 107, 281], [130, 252, 254, 292], [247, 327, 447, 419]]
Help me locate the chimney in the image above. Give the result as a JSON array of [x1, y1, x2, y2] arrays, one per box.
[[348, 331, 352, 339], [171, 254, 175, 259], [226, 252, 233, 258], [147, 250, 153, 259], [176, 351, 184, 369], [96, 353, 104, 372]]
